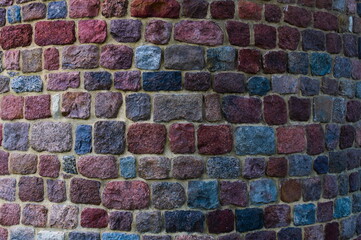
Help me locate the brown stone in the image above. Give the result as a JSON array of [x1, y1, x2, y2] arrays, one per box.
[[70, 178, 101, 205], [138, 157, 171, 180], [102, 0, 128, 17], [281, 179, 301, 203], [9, 153, 37, 175], [61, 92, 91, 119], [131, 0, 180, 18], [78, 155, 118, 179]]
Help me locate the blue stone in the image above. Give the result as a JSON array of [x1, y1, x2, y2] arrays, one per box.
[[341, 216, 357, 239], [313, 155, 328, 174], [353, 193, 361, 213], [136, 46, 162, 70], [277, 227, 302, 240], [0, 8, 6, 27], [333, 0, 345, 11], [332, 97, 346, 123], [310, 53, 332, 76], [75, 125, 92, 155], [271, 75, 299, 94], [120, 156, 136, 179], [334, 56, 352, 78], [338, 174, 349, 196], [294, 204, 316, 226], [48, 1, 67, 19], [250, 178, 277, 204], [84, 71, 112, 91], [102, 233, 139, 240], [10, 227, 35, 240], [247, 76, 270, 96], [7, 5, 21, 24], [165, 210, 204, 233], [325, 124, 340, 150], [63, 156, 77, 174], [299, 77, 320, 96], [143, 71, 182, 91], [207, 46, 236, 72], [358, 3, 361, 17], [288, 52, 308, 75], [356, 82, 361, 98], [11, 76, 42, 93], [235, 126, 275, 155], [207, 157, 241, 179], [359, 37, 361, 58], [339, 79, 355, 98], [235, 208, 263, 233], [125, 93, 151, 121], [329, 151, 347, 173], [69, 232, 100, 240], [188, 180, 219, 209], [334, 197, 351, 218], [288, 155, 312, 177]]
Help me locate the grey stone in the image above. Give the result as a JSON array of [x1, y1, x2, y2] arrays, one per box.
[[136, 211, 163, 233], [47, 179, 66, 203], [154, 94, 203, 122], [62, 156, 77, 174], [0, 178, 16, 201], [332, 97, 346, 123], [126, 93, 151, 121], [84, 71, 112, 91], [95, 92, 123, 118], [207, 46, 236, 71], [136, 46, 162, 70], [341, 216, 356, 239], [10, 227, 34, 240], [164, 45, 205, 70], [11, 75, 42, 93], [152, 182, 186, 209], [37, 231, 65, 240], [207, 157, 241, 179], [313, 96, 333, 123], [339, 79, 355, 98], [69, 232, 100, 240], [0, 76, 10, 93], [172, 156, 205, 179], [138, 157, 171, 180], [21, 48, 42, 73], [30, 122, 72, 153], [49, 205, 79, 229], [62, 45, 99, 69], [94, 121, 125, 154], [271, 75, 299, 94], [3, 123, 29, 151]]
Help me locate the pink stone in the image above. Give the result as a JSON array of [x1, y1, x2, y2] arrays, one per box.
[[145, 20, 172, 45], [4, 50, 20, 70], [22, 204, 48, 227], [70, 0, 100, 18], [0, 228, 7, 240], [100, 44, 133, 70], [81, 208, 108, 228], [114, 71, 141, 91], [0, 203, 20, 226], [130, 0, 180, 18], [0, 24, 33, 50], [44, 48, 59, 71], [78, 20, 107, 44], [9, 153, 37, 175], [174, 20, 224, 46], [78, 155, 118, 179], [25, 95, 51, 120], [49, 205, 79, 229], [102, 181, 150, 210], [39, 155, 60, 178], [1, 95, 23, 120], [47, 72, 80, 91]]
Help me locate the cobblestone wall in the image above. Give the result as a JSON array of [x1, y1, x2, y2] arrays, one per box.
[[0, 0, 360, 239]]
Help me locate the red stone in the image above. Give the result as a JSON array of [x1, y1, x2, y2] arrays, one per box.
[[81, 208, 108, 228], [47, 72, 80, 91], [197, 125, 232, 155], [145, 20, 172, 45], [238, 49, 261, 73], [130, 0, 180, 18], [35, 21, 75, 46], [210, 1, 235, 19], [0, 203, 20, 226], [222, 96, 262, 123], [207, 210, 234, 233], [9, 153, 37, 175], [226, 21, 250, 47], [127, 123, 166, 154], [306, 124, 325, 155], [278, 26, 300, 50], [284, 6, 312, 27], [238, 1, 262, 20], [277, 126, 306, 154], [169, 123, 195, 154], [254, 24, 276, 49], [39, 155, 60, 178], [19, 176, 44, 202], [264, 95, 287, 125], [22, 204, 48, 227], [4, 50, 20, 70], [174, 20, 224, 46], [25, 95, 51, 120], [266, 157, 288, 177], [0, 151, 9, 175], [44, 48, 59, 71], [0, 24, 32, 50], [265, 4, 282, 22], [69, 0, 100, 18], [114, 71, 141, 91], [220, 180, 248, 207], [102, 181, 150, 210], [263, 51, 288, 74], [78, 155, 118, 179], [1, 95, 23, 120], [100, 44, 133, 70], [326, 33, 342, 54], [264, 205, 291, 228], [281, 179, 302, 203], [313, 11, 338, 31], [70, 178, 101, 205], [78, 20, 107, 44]]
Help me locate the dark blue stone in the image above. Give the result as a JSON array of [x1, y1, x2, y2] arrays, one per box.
[[288, 52, 308, 75], [334, 197, 351, 218], [339, 79, 355, 98], [313, 155, 329, 174], [294, 203, 316, 226], [325, 124, 340, 150], [235, 208, 263, 233], [329, 151, 347, 173], [143, 71, 182, 91], [48, 1, 67, 19], [84, 71, 112, 91], [165, 211, 204, 233], [207, 157, 241, 179], [288, 155, 312, 177], [0, 8, 6, 27], [300, 77, 320, 96], [334, 57, 352, 78], [75, 125, 92, 155], [356, 82, 361, 98], [352, 193, 361, 213], [278, 227, 302, 240], [247, 76, 270, 96], [188, 181, 219, 209], [358, 3, 361, 17], [126, 93, 151, 121], [69, 232, 100, 240], [338, 174, 349, 195]]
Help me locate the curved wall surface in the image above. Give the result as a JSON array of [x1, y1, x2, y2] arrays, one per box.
[[0, 0, 360, 239]]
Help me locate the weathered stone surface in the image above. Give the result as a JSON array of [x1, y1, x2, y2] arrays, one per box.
[[4, 50, 19, 71], [62, 156, 77, 174], [131, 0, 180, 18], [227, 21, 250, 47], [78, 155, 118, 179], [102, 181, 150, 210], [114, 71, 141, 91], [172, 156, 204, 179], [70, 178, 101, 205], [102, 0, 128, 18], [47, 72, 80, 91], [207, 209, 234, 234], [267, 157, 287, 178], [143, 71, 182, 91], [198, 125, 232, 155], [25, 95, 51, 120], [95, 92, 122, 118], [94, 121, 125, 154], [69, 232, 100, 240], [0, 203, 20, 226], [47, 1, 67, 19], [136, 211, 163, 233], [235, 126, 275, 155], [81, 208, 108, 228], [100, 45, 133, 70], [281, 180, 302, 203], [207, 157, 241, 179], [165, 45, 204, 70], [145, 20, 172, 45], [11, 76, 43, 93], [1, 95, 23, 120], [264, 95, 287, 125], [69, 0, 100, 18], [188, 181, 219, 209], [0, 24, 32, 50], [37, 231, 65, 240], [110, 19, 141, 43], [126, 93, 151, 121], [3, 123, 29, 151], [243, 157, 265, 179], [222, 96, 262, 123], [250, 179, 277, 204], [62, 45, 99, 69], [47, 179, 66, 203], [120, 157, 136, 179], [182, 0, 208, 18], [220, 180, 248, 207], [264, 205, 291, 228], [205, 94, 222, 122], [214, 73, 245, 93], [136, 46, 161, 70], [35, 21, 75, 46], [288, 155, 313, 176], [238, 1, 262, 20], [49, 205, 79, 229], [109, 211, 132, 231], [22, 3, 46, 21], [0, 178, 15, 201], [78, 20, 107, 44], [18, 177, 44, 202], [211, 1, 235, 19], [31, 122, 72, 153], [169, 123, 195, 154], [279, 27, 301, 50], [152, 182, 186, 209], [165, 211, 204, 233], [138, 157, 171, 179], [9, 153, 37, 175], [154, 94, 202, 122], [22, 48, 42, 73], [237, 208, 264, 233]]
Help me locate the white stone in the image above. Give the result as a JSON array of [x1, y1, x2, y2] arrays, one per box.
[[37, 231, 65, 240]]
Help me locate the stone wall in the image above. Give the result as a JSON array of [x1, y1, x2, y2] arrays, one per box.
[[0, 0, 360, 239]]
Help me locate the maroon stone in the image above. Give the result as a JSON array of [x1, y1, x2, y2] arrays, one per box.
[[114, 71, 141, 91], [264, 95, 287, 125], [169, 123, 195, 154], [325, 222, 339, 240], [182, 0, 208, 18], [306, 124, 325, 155], [39, 155, 60, 178], [346, 100, 361, 122], [314, 11, 338, 31], [25, 95, 51, 120], [70, 178, 101, 205], [44, 48, 59, 71], [0, 203, 20, 226], [289, 96, 311, 121], [254, 24, 276, 49], [278, 26, 300, 50], [127, 123, 166, 154], [19, 176, 44, 202], [264, 205, 291, 228], [281, 179, 302, 203], [9, 153, 37, 175], [317, 201, 333, 222], [100, 44, 133, 70], [81, 208, 108, 228], [210, 1, 235, 19], [322, 175, 338, 199], [22, 204, 48, 227], [263, 51, 288, 74], [130, 0, 180, 18], [69, 0, 100, 18], [0, 229, 7, 240], [284, 6, 312, 27], [35, 21, 76, 46], [78, 155, 118, 179], [352, 59, 361, 80], [109, 211, 132, 231], [266, 157, 287, 178], [101, 0, 128, 18], [47, 179, 66, 203], [145, 20, 172, 45], [78, 20, 107, 44], [326, 33, 342, 54], [316, 0, 332, 9], [222, 96, 262, 123], [265, 4, 282, 22], [1, 95, 23, 120], [277, 126, 306, 154], [172, 156, 204, 180], [207, 210, 234, 233], [102, 181, 150, 210], [213, 73, 246, 93], [339, 125, 355, 149], [184, 72, 211, 91], [226, 21, 250, 47], [238, 49, 261, 73], [238, 1, 262, 20], [197, 125, 232, 155], [47, 72, 80, 91], [0, 24, 32, 50], [220, 180, 248, 207]]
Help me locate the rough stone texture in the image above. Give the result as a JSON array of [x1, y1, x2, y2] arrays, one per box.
[[102, 0, 128, 18], [172, 156, 204, 180], [69, 0, 100, 18], [78, 156, 118, 179], [10, 227, 34, 240], [79, 20, 107, 44], [0, 178, 15, 201], [235, 126, 275, 155], [136, 211, 163, 233], [18, 177, 44, 202], [110, 19, 142, 43], [188, 181, 219, 209], [9, 153, 37, 175], [220, 181, 248, 207], [0, 24, 32, 50], [165, 211, 204, 233], [25, 95, 51, 120], [11, 76, 43, 93], [131, 0, 180, 18], [222, 96, 262, 123], [35, 21, 75, 46], [165, 45, 205, 70], [95, 92, 122, 118], [138, 157, 171, 180], [208, 157, 241, 179], [109, 211, 132, 231], [70, 178, 101, 205], [0, 203, 20, 226], [136, 46, 162, 70], [3, 123, 29, 151], [182, 0, 208, 18], [100, 45, 133, 70], [49, 205, 79, 229], [47, 179, 66, 203], [1, 95, 23, 120], [197, 125, 232, 155], [62, 45, 99, 69], [81, 208, 108, 228], [145, 20, 172, 45], [152, 182, 186, 210], [126, 93, 151, 121], [47, 72, 80, 91], [94, 121, 125, 154], [114, 71, 141, 91], [169, 123, 195, 154], [207, 210, 234, 233]]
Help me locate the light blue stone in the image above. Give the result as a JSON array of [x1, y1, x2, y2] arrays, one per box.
[[288, 155, 313, 176], [235, 126, 275, 155], [7, 5, 21, 24], [120, 156, 136, 179], [334, 197, 352, 218], [334, 57, 352, 78], [188, 180, 219, 209], [102, 233, 140, 240], [356, 82, 361, 99], [10, 227, 35, 240], [332, 97, 346, 123], [11, 76, 42, 93], [247, 76, 270, 96], [207, 157, 241, 179], [333, 0, 345, 11], [48, 1, 67, 19], [294, 204, 316, 226], [75, 125, 92, 155], [250, 178, 277, 205], [339, 79, 355, 98], [310, 53, 332, 76], [136, 46, 161, 70], [341, 216, 357, 239], [207, 46, 236, 72]]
